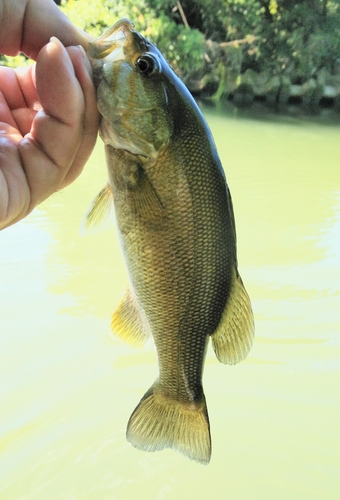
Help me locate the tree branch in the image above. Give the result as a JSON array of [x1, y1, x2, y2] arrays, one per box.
[[176, 1, 190, 29]]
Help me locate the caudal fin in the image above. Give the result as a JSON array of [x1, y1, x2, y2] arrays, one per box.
[[126, 384, 211, 464]]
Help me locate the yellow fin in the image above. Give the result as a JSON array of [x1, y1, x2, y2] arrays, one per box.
[[127, 385, 211, 464], [81, 184, 114, 234], [111, 288, 149, 348], [211, 269, 254, 365]]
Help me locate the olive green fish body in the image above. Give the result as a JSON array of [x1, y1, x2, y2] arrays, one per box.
[[87, 20, 254, 464]]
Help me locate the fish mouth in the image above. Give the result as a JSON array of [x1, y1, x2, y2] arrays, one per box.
[[88, 18, 135, 63]]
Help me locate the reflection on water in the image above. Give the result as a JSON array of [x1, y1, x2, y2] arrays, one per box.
[[1, 106, 339, 499]]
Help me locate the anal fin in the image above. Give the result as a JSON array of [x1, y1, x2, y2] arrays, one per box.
[[111, 288, 149, 348], [211, 268, 254, 365]]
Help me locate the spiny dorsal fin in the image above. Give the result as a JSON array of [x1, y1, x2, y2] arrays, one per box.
[[111, 288, 149, 348], [81, 184, 114, 234], [127, 384, 211, 464], [211, 268, 254, 365]]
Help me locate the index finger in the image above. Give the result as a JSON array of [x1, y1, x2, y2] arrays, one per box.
[[0, 0, 90, 60]]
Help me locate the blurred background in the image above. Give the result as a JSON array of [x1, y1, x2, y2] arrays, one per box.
[[4, 0, 340, 110], [1, 1, 340, 499]]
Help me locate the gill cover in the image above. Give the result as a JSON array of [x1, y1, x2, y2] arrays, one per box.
[[88, 19, 172, 158]]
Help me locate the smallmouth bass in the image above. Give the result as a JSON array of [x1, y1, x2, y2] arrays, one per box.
[[87, 19, 254, 464]]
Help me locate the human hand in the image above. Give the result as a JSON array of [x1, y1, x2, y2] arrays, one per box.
[[0, 0, 100, 229]]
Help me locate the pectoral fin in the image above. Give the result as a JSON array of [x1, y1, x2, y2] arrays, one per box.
[[81, 184, 114, 233], [123, 161, 165, 219], [111, 288, 149, 347], [211, 268, 254, 365]]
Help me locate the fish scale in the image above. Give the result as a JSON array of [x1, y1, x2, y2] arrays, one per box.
[[87, 18, 254, 464]]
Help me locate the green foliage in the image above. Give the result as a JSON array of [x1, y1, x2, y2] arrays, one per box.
[[60, 0, 205, 78], [58, 0, 340, 90], [3, 0, 340, 99], [256, 1, 340, 79], [0, 54, 32, 68], [146, 16, 204, 78], [60, 0, 118, 36]]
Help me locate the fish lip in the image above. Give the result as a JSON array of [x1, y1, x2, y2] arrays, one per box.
[[87, 18, 134, 61]]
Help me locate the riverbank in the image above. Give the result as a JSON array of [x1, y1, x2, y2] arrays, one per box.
[[198, 69, 340, 111], [185, 41, 340, 111], [2, 1, 340, 114]]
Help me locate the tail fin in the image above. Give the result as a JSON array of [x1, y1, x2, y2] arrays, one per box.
[[126, 384, 211, 464]]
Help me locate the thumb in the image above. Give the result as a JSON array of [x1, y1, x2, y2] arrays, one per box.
[[18, 37, 85, 208], [36, 37, 85, 119]]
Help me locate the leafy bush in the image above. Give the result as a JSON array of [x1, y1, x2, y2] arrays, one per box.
[[2, 0, 340, 97], [60, 0, 205, 78]]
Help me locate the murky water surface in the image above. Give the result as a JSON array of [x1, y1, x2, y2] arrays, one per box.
[[1, 105, 339, 499]]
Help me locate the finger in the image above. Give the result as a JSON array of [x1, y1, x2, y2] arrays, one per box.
[[0, 89, 20, 131], [0, 0, 91, 60], [0, 67, 25, 110], [12, 108, 38, 137], [0, 134, 30, 228], [0, 65, 40, 137], [59, 45, 99, 188], [17, 37, 85, 208], [15, 65, 40, 111], [0, 65, 40, 112], [35, 38, 84, 127]]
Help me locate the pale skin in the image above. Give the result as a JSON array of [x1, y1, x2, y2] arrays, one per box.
[[0, 0, 100, 229]]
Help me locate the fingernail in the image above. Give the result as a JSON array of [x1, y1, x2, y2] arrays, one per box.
[[76, 44, 86, 59], [48, 36, 67, 55], [76, 44, 92, 75], [47, 36, 74, 74], [49, 36, 62, 46]]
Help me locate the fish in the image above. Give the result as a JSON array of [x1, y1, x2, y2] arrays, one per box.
[[86, 18, 254, 464]]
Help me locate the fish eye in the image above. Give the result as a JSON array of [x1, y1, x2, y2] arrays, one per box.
[[135, 54, 159, 77]]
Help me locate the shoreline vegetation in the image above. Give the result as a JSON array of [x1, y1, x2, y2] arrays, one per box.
[[2, 0, 340, 111]]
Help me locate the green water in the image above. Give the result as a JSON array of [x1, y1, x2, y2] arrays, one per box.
[[1, 105, 339, 499]]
